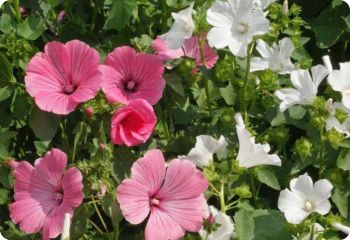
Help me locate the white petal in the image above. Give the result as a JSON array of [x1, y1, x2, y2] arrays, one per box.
[[333, 222, 350, 235], [314, 200, 331, 215], [290, 173, 314, 196], [229, 38, 249, 58], [291, 69, 314, 96], [311, 64, 328, 88], [61, 213, 71, 240], [328, 62, 350, 92], [206, 0, 233, 28], [275, 88, 302, 112], [311, 179, 333, 202], [250, 57, 269, 72], [322, 55, 333, 72], [255, 39, 273, 58], [343, 93, 350, 109], [278, 38, 295, 57], [207, 27, 232, 49], [278, 189, 310, 224]]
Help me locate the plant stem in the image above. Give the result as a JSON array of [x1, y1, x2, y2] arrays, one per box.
[[13, 0, 21, 22], [198, 34, 213, 119], [88, 219, 104, 235], [309, 215, 316, 240], [219, 183, 226, 213], [319, 125, 325, 176], [91, 195, 108, 233], [155, 104, 171, 140], [240, 43, 255, 122]]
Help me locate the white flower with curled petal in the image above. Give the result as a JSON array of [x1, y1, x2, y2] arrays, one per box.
[[206, 0, 270, 58], [181, 135, 228, 168], [326, 102, 350, 138], [162, 2, 195, 49], [275, 65, 329, 112], [328, 62, 350, 109], [278, 173, 333, 224], [250, 38, 295, 74], [235, 113, 281, 168], [199, 206, 236, 240]]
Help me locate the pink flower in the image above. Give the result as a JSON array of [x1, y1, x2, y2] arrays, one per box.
[[25, 40, 101, 115], [152, 34, 219, 69], [100, 46, 165, 105], [10, 148, 84, 240], [117, 149, 209, 240], [110, 99, 157, 147]]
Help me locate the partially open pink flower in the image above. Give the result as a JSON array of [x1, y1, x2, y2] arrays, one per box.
[[110, 99, 157, 147], [117, 149, 209, 240], [25, 40, 101, 115], [152, 34, 219, 69], [100, 46, 165, 105], [10, 148, 84, 240]]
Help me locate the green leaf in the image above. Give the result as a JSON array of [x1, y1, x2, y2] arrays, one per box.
[[29, 106, 61, 141], [288, 106, 307, 120], [0, 54, 14, 87], [0, 189, 9, 205], [235, 209, 292, 240], [70, 204, 95, 240], [101, 192, 123, 232], [332, 187, 350, 219], [311, 1, 349, 48], [0, 86, 12, 102], [104, 0, 138, 31], [0, 14, 14, 34], [111, 146, 136, 183], [165, 73, 185, 96], [337, 149, 350, 170], [0, 130, 17, 159], [255, 167, 281, 190], [18, 15, 46, 40], [220, 83, 235, 106]]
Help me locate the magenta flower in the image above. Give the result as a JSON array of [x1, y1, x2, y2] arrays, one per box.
[[100, 46, 165, 105], [110, 99, 157, 147], [10, 148, 84, 240], [25, 40, 101, 115], [117, 149, 209, 240], [152, 34, 219, 69]]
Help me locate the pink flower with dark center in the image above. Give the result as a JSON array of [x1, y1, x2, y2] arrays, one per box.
[[100, 46, 165, 105], [110, 99, 157, 147], [152, 34, 219, 69], [25, 40, 101, 115], [10, 148, 84, 240], [117, 149, 209, 240]]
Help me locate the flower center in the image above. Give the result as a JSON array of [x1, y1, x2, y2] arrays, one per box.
[[63, 84, 76, 95], [304, 201, 314, 211], [150, 198, 160, 206], [124, 80, 138, 93], [237, 23, 249, 35]]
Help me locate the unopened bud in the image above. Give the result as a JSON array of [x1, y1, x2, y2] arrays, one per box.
[[322, 55, 333, 73], [282, 0, 289, 14], [85, 107, 94, 118], [7, 159, 19, 169]]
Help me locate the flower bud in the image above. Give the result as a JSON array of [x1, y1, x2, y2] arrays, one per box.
[[7, 159, 19, 169], [85, 107, 94, 118], [282, 0, 289, 14]]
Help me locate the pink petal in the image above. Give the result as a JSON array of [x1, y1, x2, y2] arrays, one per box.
[[117, 179, 151, 224], [156, 159, 209, 200], [12, 161, 34, 195], [62, 168, 84, 208], [34, 148, 68, 187], [145, 208, 185, 240], [183, 35, 218, 69], [10, 200, 47, 234], [159, 195, 207, 232], [152, 36, 184, 61], [131, 149, 166, 195], [42, 204, 73, 240]]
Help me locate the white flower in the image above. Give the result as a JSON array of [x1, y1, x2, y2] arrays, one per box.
[[250, 38, 295, 74], [326, 102, 350, 138], [206, 0, 270, 57], [235, 113, 281, 168], [322, 55, 333, 73], [181, 135, 228, 168], [328, 62, 350, 109], [344, 0, 350, 8], [0, 232, 7, 240], [199, 206, 236, 240], [61, 213, 71, 240], [333, 222, 350, 235], [278, 173, 333, 224], [253, 0, 276, 10], [345, 235, 350, 240], [162, 2, 195, 49], [275, 65, 329, 112]]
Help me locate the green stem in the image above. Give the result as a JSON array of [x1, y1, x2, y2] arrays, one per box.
[[319, 126, 325, 176], [198, 34, 212, 119], [209, 182, 221, 197], [155, 104, 171, 140], [309, 216, 316, 240], [240, 42, 255, 122], [219, 183, 226, 213], [91, 195, 108, 233], [13, 0, 21, 22], [90, 0, 97, 31], [88, 219, 104, 234], [250, 172, 257, 204]]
